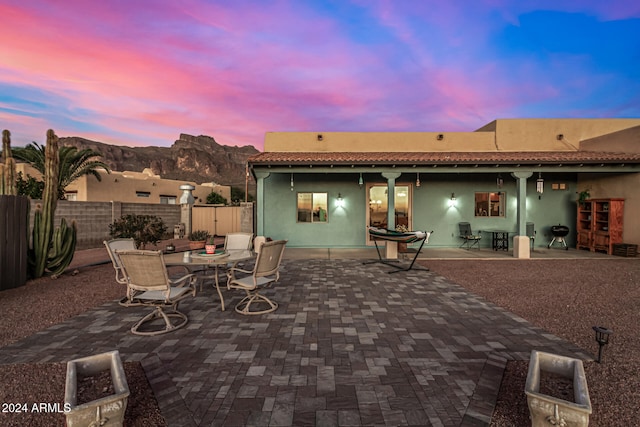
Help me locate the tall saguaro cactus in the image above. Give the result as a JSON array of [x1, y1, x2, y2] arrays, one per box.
[[32, 129, 76, 277], [1, 129, 17, 195]]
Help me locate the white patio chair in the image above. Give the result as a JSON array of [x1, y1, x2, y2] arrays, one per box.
[[117, 250, 197, 336], [226, 239, 287, 315]]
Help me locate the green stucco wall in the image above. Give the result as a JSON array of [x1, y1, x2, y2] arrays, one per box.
[[260, 171, 579, 248]]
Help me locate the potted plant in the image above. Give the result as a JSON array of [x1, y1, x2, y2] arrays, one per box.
[[578, 189, 590, 207], [205, 236, 217, 254], [188, 230, 209, 250]]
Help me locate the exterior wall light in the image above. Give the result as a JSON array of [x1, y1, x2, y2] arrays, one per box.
[[336, 193, 344, 207], [358, 173, 363, 187], [290, 173, 294, 191], [448, 193, 457, 207], [416, 172, 421, 187]]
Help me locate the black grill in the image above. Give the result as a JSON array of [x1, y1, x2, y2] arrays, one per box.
[[548, 224, 570, 250]]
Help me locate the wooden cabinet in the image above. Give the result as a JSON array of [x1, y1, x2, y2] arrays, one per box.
[[576, 198, 624, 254]]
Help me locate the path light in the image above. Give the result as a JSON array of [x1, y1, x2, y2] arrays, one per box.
[[592, 326, 613, 363]]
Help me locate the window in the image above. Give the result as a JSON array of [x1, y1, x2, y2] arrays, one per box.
[[160, 195, 177, 204], [65, 192, 77, 201], [475, 192, 506, 217], [136, 191, 150, 198], [297, 192, 328, 223]]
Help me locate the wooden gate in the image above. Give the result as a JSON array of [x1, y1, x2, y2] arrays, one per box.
[[192, 205, 242, 236], [0, 195, 29, 290]]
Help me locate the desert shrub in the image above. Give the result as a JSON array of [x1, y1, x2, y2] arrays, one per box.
[[206, 191, 227, 205], [109, 214, 167, 249]]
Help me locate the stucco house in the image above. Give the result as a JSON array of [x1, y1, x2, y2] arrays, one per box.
[[248, 119, 640, 258], [16, 164, 231, 205]]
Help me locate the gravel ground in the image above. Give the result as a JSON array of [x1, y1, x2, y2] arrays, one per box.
[[0, 257, 638, 426], [426, 258, 640, 427]]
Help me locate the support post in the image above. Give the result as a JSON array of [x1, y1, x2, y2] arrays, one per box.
[[511, 171, 533, 259]]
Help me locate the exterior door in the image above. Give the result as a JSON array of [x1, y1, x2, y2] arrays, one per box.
[[366, 184, 411, 244]]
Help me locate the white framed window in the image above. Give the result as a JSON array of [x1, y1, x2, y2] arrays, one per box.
[[160, 195, 177, 204], [297, 192, 328, 223], [475, 192, 506, 217]]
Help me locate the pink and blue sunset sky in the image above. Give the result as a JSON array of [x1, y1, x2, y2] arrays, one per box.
[[1, 0, 639, 151]]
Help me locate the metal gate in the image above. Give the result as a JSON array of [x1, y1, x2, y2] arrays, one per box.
[[192, 205, 242, 236]]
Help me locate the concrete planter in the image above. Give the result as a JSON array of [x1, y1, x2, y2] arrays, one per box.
[[64, 350, 130, 427], [525, 350, 592, 427]]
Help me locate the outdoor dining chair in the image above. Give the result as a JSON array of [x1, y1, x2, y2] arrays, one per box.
[[104, 238, 136, 285], [458, 222, 482, 249], [224, 232, 254, 251], [226, 239, 287, 315], [104, 238, 141, 306], [117, 249, 197, 336]]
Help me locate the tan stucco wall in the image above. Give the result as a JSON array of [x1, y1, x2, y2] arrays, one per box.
[[579, 125, 640, 153], [264, 132, 497, 152], [265, 119, 640, 153], [578, 172, 640, 246], [479, 118, 640, 151]]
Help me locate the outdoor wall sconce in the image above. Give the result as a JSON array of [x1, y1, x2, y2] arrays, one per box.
[[557, 134, 564, 140], [592, 326, 613, 363], [416, 172, 421, 187], [336, 193, 344, 207], [437, 134, 444, 141], [536, 172, 544, 199], [317, 134, 323, 141], [497, 174, 503, 188], [290, 173, 294, 191], [358, 173, 363, 187], [448, 193, 457, 207]]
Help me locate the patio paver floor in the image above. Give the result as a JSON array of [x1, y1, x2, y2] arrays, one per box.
[[0, 258, 591, 426]]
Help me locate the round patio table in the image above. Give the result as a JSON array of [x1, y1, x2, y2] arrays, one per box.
[[164, 249, 254, 311]]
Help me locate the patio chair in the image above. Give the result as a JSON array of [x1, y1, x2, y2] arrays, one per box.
[[526, 222, 536, 251], [104, 238, 142, 306], [104, 238, 136, 285], [117, 250, 197, 336], [224, 232, 254, 251], [226, 239, 287, 315], [458, 222, 482, 249]]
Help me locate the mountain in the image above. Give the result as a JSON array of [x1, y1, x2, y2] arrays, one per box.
[[60, 133, 259, 189]]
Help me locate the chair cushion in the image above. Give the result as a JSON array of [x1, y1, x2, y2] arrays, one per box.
[[230, 276, 275, 290], [135, 286, 192, 302]]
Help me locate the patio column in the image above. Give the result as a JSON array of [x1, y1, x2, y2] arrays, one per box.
[[511, 171, 533, 259], [382, 172, 401, 259], [255, 171, 270, 237]]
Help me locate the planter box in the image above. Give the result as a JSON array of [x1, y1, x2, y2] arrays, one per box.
[[64, 350, 130, 427], [525, 350, 592, 427]]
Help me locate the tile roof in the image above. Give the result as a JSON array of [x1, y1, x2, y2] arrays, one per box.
[[249, 151, 640, 166]]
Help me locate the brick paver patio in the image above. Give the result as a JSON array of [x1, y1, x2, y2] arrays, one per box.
[[0, 258, 591, 426]]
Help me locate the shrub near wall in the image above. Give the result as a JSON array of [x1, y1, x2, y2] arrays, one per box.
[[29, 200, 181, 250]]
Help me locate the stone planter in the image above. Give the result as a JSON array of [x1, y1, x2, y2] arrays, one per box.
[[525, 350, 592, 427], [64, 350, 130, 427]]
